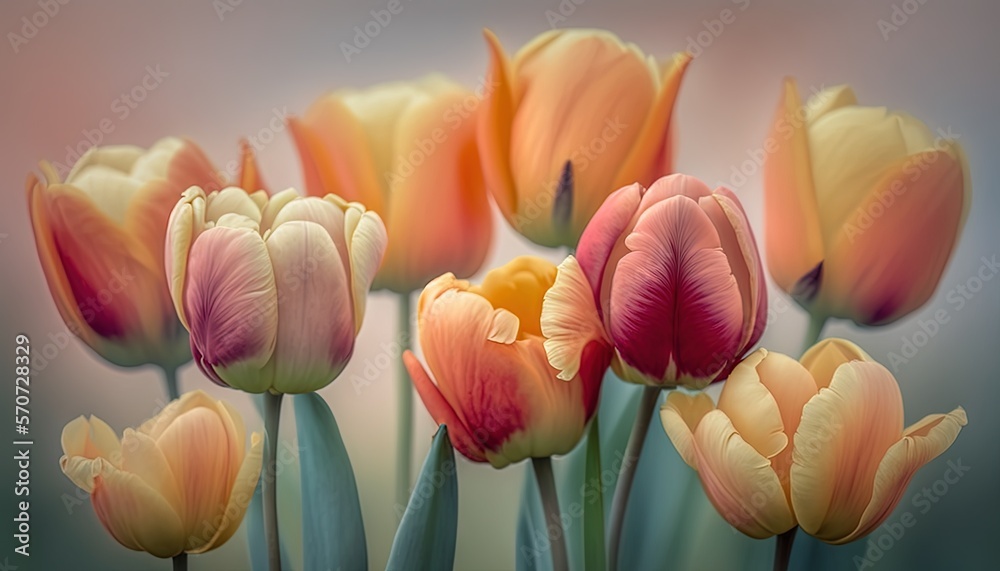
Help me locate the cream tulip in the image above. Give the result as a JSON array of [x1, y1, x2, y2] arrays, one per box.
[[662, 339, 967, 543], [764, 80, 971, 325], [59, 390, 263, 557]]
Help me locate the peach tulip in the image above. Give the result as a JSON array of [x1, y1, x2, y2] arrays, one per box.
[[165, 186, 387, 393], [59, 390, 263, 557], [662, 339, 967, 543], [404, 256, 611, 468], [290, 75, 492, 293], [478, 28, 691, 247], [764, 80, 971, 325], [27, 137, 224, 369], [542, 174, 767, 389]]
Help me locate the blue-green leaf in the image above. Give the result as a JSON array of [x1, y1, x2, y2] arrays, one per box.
[[246, 476, 294, 571], [386, 425, 458, 571], [294, 393, 367, 571]]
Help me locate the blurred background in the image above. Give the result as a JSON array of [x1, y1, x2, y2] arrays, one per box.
[[2, 0, 998, 569]]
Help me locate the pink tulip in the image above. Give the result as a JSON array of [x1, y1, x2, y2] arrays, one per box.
[[27, 137, 224, 369], [165, 186, 387, 393], [404, 257, 611, 468], [542, 174, 767, 389]]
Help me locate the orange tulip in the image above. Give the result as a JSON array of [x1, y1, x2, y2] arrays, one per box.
[[764, 80, 971, 325], [478, 28, 691, 247], [290, 75, 492, 293], [59, 390, 263, 557], [662, 339, 967, 542], [27, 137, 224, 369]]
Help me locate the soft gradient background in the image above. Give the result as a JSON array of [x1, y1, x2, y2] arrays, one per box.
[[2, 0, 998, 569]]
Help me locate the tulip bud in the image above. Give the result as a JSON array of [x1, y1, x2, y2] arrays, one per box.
[[59, 390, 263, 557], [165, 186, 387, 393], [478, 28, 691, 247], [404, 256, 611, 468], [542, 174, 767, 389], [26, 137, 225, 369], [764, 80, 971, 325], [661, 339, 967, 543], [290, 75, 492, 293]]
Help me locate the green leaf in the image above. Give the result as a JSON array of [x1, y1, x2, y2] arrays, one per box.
[[294, 393, 367, 571], [583, 418, 605, 571], [386, 425, 458, 571]]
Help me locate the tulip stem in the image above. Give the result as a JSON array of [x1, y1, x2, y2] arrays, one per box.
[[607, 385, 661, 571], [802, 314, 828, 356], [263, 392, 283, 571], [172, 553, 187, 571], [396, 292, 414, 514], [160, 365, 180, 402], [773, 528, 797, 571], [532, 456, 569, 571]]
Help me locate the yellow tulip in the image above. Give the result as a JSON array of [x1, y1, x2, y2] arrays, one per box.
[[764, 80, 971, 325], [662, 339, 966, 542], [59, 390, 263, 557], [478, 28, 691, 248], [290, 75, 492, 293]]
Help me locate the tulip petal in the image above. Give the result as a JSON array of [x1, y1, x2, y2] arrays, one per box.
[[344, 207, 388, 334], [61, 415, 122, 463], [238, 139, 269, 194], [659, 391, 715, 468], [155, 407, 238, 539], [120, 429, 182, 510], [612, 52, 691, 189], [184, 226, 278, 392], [91, 463, 186, 558], [693, 410, 795, 538], [165, 188, 208, 329], [609, 195, 743, 386], [574, 183, 642, 312], [206, 187, 263, 226], [791, 361, 904, 542], [763, 78, 825, 294], [799, 337, 873, 390], [820, 148, 966, 325], [541, 256, 609, 381], [832, 407, 967, 544], [478, 29, 519, 225], [269, 196, 350, 278], [265, 221, 355, 393], [717, 350, 787, 460], [405, 351, 486, 462], [189, 432, 264, 553]]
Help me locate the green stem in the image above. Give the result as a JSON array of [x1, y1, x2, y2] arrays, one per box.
[[161, 365, 180, 402], [801, 313, 828, 356], [773, 528, 797, 571], [533, 456, 569, 571], [172, 553, 187, 571], [396, 293, 414, 512], [607, 385, 661, 571], [263, 392, 283, 571]]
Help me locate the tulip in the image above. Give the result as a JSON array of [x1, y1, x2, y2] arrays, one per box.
[[165, 185, 387, 393], [290, 75, 492, 293], [478, 28, 691, 247], [59, 390, 263, 558], [403, 256, 611, 468], [764, 80, 971, 326], [542, 174, 767, 389], [27, 137, 224, 370], [662, 338, 967, 543]]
